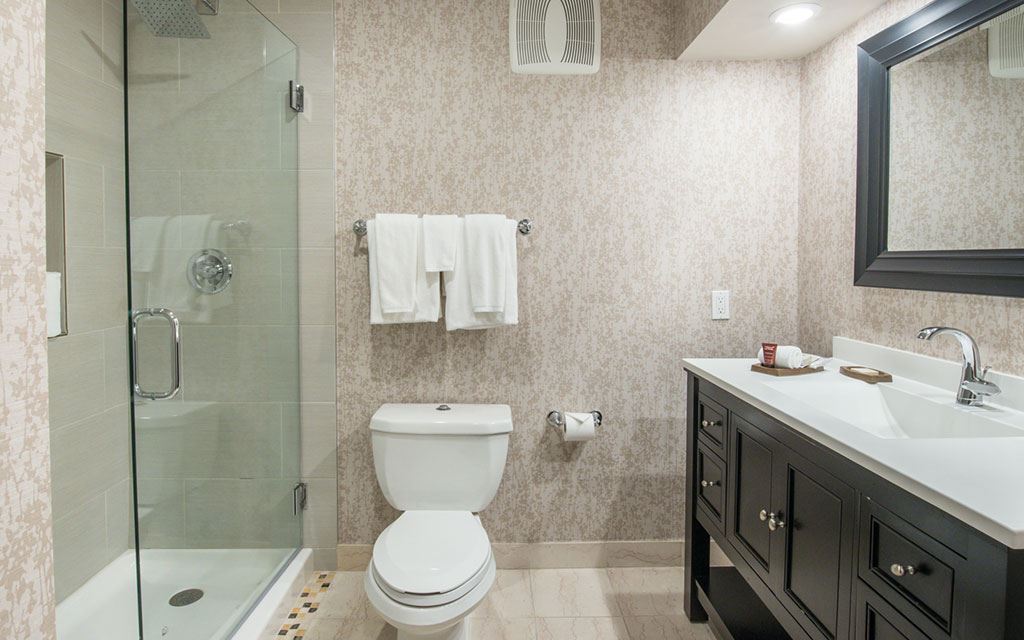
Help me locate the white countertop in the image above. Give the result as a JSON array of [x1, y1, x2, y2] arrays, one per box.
[[683, 338, 1024, 549]]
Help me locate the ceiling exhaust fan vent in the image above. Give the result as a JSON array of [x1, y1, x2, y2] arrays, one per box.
[[510, 0, 600, 75]]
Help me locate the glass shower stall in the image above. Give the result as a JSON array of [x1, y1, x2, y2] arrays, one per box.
[[52, 2, 302, 639]]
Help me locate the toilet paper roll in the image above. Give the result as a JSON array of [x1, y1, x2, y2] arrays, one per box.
[[562, 412, 597, 442]]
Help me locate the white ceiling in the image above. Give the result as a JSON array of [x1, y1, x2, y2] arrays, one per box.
[[680, 0, 889, 60]]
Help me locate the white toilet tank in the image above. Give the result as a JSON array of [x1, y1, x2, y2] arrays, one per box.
[[370, 404, 513, 512]]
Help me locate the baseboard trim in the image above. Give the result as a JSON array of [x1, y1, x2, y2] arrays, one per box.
[[338, 540, 716, 571]]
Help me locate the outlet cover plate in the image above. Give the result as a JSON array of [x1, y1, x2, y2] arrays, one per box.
[[712, 290, 730, 320]]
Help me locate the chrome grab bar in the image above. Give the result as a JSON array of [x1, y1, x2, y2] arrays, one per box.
[[131, 308, 182, 400]]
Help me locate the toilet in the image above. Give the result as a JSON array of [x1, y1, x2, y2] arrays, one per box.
[[364, 403, 513, 640]]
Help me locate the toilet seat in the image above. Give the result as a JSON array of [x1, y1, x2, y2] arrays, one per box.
[[371, 511, 491, 607]]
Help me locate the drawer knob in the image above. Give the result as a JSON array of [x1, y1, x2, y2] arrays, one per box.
[[701, 419, 721, 428], [890, 564, 916, 577], [701, 480, 719, 488], [768, 513, 786, 532]]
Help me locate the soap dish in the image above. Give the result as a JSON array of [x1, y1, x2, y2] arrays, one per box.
[[839, 365, 892, 384]]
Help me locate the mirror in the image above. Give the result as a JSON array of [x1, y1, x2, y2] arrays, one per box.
[[856, 0, 1024, 297], [888, 14, 1024, 252], [45, 152, 68, 338]]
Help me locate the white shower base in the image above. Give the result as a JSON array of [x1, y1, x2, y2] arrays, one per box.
[[56, 548, 299, 640]]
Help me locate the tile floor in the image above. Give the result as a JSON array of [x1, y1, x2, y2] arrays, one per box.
[[267, 567, 715, 640]]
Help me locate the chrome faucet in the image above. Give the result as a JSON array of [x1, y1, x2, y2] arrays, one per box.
[[917, 327, 1001, 406]]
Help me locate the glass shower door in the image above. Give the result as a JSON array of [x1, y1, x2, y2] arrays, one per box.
[[125, 2, 301, 638]]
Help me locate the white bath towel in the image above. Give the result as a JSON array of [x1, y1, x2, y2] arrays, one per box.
[[464, 214, 509, 312], [46, 272, 63, 338], [758, 345, 805, 369], [445, 218, 518, 331], [368, 220, 440, 324], [129, 216, 170, 273], [373, 214, 420, 313], [422, 215, 459, 273]]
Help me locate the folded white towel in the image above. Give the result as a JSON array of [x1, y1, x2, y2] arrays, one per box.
[[46, 272, 63, 338], [373, 214, 420, 313], [129, 216, 170, 273], [445, 218, 518, 331], [758, 345, 805, 369], [368, 220, 440, 324], [422, 215, 459, 272], [464, 214, 508, 313]]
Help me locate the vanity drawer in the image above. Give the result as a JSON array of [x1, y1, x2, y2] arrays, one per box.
[[695, 444, 726, 530], [696, 395, 727, 457], [859, 499, 961, 636], [855, 581, 931, 640]]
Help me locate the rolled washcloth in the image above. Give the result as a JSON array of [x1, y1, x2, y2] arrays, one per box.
[[758, 345, 806, 369]]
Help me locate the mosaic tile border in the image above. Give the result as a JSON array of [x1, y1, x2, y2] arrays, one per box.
[[273, 571, 335, 639]]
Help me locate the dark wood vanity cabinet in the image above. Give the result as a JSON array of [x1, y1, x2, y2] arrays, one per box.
[[684, 372, 1024, 640]]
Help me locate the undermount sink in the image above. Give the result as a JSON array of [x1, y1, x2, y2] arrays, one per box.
[[761, 372, 1024, 439]]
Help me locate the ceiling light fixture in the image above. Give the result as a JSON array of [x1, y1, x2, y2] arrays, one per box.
[[769, 3, 822, 25]]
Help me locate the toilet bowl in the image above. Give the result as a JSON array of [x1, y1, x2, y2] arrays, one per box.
[[364, 511, 496, 640], [363, 404, 513, 640]]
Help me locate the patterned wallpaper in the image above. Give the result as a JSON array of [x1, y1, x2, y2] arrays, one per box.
[[797, 0, 1024, 375], [671, 0, 728, 58], [0, 0, 56, 635], [335, 0, 803, 544]]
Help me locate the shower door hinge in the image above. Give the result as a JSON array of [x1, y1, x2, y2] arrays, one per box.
[[289, 81, 305, 113], [293, 482, 308, 515]]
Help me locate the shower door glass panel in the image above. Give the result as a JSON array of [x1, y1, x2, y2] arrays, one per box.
[[126, 2, 301, 639]]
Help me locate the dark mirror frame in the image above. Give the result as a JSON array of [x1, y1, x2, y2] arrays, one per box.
[[855, 0, 1024, 297]]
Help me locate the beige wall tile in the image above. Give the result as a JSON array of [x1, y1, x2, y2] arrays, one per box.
[[279, 0, 333, 13], [181, 325, 299, 402], [298, 248, 336, 324], [63, 159, 105, 248], [298, 170, 336, 248], [47, 332, 105, 429], [65, 246, 128, 333], [299, 402, 338, 478], [49, 405, 132, 518], [300, 324, 337, 403], [52, 495, 108, 601], [45, 0, 103, 81], [302, 477, 339, 548]]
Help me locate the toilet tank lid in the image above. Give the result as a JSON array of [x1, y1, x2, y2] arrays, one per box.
[[370, 403, 513, 435]]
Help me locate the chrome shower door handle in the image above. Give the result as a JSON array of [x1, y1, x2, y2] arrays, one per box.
[[131, 308, 182, 400]]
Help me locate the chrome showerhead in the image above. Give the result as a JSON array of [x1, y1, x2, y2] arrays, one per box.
[[131, 0, 214, 39]]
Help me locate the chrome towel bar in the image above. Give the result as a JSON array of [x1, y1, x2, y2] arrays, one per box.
[[352, 217, 534, 237]]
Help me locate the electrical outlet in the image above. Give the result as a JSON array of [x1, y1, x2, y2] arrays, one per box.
[[712, 290, 730, 320]]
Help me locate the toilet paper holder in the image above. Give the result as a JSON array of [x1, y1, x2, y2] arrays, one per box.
[[547, 410, 603, 430]]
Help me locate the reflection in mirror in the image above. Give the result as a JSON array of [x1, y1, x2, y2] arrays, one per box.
[[887, 6, 1024, 252], [45, 152, 67, 338]]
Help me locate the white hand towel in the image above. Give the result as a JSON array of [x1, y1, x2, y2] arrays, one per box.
[[422, 215, 459, 272], [46, 272, 63, 338], [369, 220, 440, 324], [129, 217, 170, 273], [464, 214, 508, 312], [445, 218, 518, 331], [758, 345, 804, 369], [373, 213, 420, 313]]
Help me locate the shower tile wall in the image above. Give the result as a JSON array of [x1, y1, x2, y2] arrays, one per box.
[[127, 0, 338, 563], [44, 0, 133, 602], [127, 3, 301, 551], [256, 0, 339, 570], [0, 0, 56, 635]]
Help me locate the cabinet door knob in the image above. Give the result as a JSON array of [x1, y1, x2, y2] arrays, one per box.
[[759, 509, 769, 522], [701, 480, 719, 488], [701, 419, 720, 428], [768, 513, 786, 532], [890, 564, 916, 577]]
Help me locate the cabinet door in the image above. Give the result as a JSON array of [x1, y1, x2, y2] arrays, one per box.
[[727, 415, 779, 585], [855, 582, 931, 640], [776, 450, 856, 640]]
